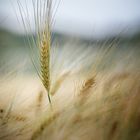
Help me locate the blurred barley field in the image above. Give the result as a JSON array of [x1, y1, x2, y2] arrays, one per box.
[[0, 28, 140, 140], [0, 0, 140, 139]]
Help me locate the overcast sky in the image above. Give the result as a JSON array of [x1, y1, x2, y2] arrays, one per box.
[[0, 0, 140, 39]]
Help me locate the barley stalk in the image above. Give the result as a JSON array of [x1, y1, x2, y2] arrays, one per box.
[[31, 112, 59, 140]]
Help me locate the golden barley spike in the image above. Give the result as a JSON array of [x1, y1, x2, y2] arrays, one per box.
[[18, 0, 55, 104], [40, 0, 52, 104], [40, 31, 51, 104]]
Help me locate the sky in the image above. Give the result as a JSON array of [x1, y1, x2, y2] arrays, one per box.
[[0, 0, 140, 39]]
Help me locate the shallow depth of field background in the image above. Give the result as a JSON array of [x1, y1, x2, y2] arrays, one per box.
[[0, 1, 140, 140], [0, 0, 140, 73]]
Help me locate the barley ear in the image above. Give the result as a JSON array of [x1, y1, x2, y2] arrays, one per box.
[[80, 77, 95, 95], [40, 32, 51, 104], [40, 0, 52, 104]]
